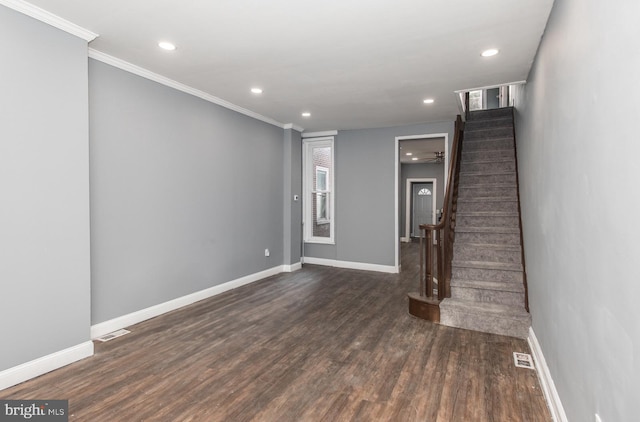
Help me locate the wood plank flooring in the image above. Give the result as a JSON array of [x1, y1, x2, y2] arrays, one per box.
[[1, 243, 551, 421]]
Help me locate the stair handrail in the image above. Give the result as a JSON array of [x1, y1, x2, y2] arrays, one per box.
[[418, 115, 464, 301]]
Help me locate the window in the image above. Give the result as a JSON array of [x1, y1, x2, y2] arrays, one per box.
[[469, 89, 483, 111], [418, 188, 432, 196], [303, 137, 334, 243], [315, 166, 329, 223]]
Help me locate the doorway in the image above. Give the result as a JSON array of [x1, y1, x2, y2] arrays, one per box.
[[394, 133, 449, 271], [412, 182, 434, 237], [404, 178, 437, 240]]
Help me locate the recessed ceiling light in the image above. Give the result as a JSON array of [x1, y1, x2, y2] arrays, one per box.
[[301, 112, 311, 117], [411, 157, 418, 161], [481, 48, 499, 57], [423, 99, 435, 104], [158, 41, 176, 51], [251, 88, 263, 94], [406, 152, 413, 156]]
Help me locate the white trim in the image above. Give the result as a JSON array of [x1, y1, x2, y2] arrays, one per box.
[[302, 136, 335, 244], [91, 265, 285, 339], [405, 178, 438, 240], [284, 123, 304, 132], [283, 262, 302, 272], [302, 130, 338, 138], [528, 327, 568, 422], [0, 341, 94, 391], [396, 132, 449, 266], [88, 49, 285, 129], [400, 237, 410, 243], [395, 136, 400, 269], [302, 257, 399, 274], [454, 80, 527, 94], [0, 0, 98, 41]]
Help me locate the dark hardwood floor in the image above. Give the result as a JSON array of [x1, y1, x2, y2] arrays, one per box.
[[1, 243, 550, 421]]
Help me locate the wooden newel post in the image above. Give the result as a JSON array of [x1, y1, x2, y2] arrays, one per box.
[[436, 229, 444, 300], [425, 229, 433, 299], [419, 228, 424, 297]]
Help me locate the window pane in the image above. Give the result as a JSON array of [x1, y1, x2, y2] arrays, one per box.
[[469, 90, 483, 111], [312, 192, 330, 238], [316, 169, 327, 191]]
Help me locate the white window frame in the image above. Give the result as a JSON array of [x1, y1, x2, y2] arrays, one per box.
[[303, 136, 335, 244]]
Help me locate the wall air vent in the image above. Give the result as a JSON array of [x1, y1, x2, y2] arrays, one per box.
[[95, 329, 130, 342], [513, 352, 535, 369]]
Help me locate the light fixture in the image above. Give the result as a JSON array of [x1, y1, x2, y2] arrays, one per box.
[[406, 152, 413, 156], [251, 87, 263, 94], [481, 48, 499, 57], [158, 41, 176, 51], [411, 157, 418, 161], [301, 112, 311, 117], [423, 99, 435, 104]]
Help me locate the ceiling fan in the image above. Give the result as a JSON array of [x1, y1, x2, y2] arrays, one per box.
[[422, 151, 445, 164]]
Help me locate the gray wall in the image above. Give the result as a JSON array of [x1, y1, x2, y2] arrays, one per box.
[[89, 60, 285, 324], [400, 163, 445, 238], [283, 129, 303, 265], [304, 121, 454, 266], [0, 6, 91, 370], [514, 0, 640, 420]]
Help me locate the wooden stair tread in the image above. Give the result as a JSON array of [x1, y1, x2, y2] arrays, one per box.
[[452, 260, 523, 271], [454, 242, 521, 250], [440, 298, 530, 320], [456, 211, 519, 216], [451, 279, 525, 292], [457, 197, 518, 202], [454, 226, 520, 234], [459, 170, 516, 176]]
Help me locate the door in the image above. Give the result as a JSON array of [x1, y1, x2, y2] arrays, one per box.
[[412, 183, 433, 237]]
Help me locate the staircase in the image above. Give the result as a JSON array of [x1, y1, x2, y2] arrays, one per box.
[[439, 107, 531, 339]]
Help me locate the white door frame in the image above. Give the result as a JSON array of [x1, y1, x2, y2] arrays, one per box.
[[394, 132, 449, 270], [403, 178, 437, 242]]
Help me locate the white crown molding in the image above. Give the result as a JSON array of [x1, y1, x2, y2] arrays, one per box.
[[528, 327, 568, 422], [302, 130, 338, 138], [0, 341, 94, 391], [88, 49, 286, 130], [0, 0, 98, 41], [90, 264, 288, 339], [301, 256, 399, 274], [284, 123, 305, 132]]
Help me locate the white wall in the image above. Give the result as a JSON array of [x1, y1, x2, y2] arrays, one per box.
[[0, 6, 91, 371], [304, 121, 454, 266], [89, 60, 286, 324], [514, 0, 640, 420]]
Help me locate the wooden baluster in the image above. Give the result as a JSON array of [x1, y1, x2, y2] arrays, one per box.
[[436, 229, 444, 300], [426, 229, 433, 299], [419, 227, 424, 297]]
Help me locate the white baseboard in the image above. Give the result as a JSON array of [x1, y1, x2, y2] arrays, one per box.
[[400, 237, 410, 243], [0, 341, 94, 391], [528, 327, 568, 422], [91, 265, 285, 339], [302, 256, 399, 274], [282, 262, 302, 272]]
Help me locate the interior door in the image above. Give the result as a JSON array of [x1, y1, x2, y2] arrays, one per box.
[[412, 183, 433, 237]]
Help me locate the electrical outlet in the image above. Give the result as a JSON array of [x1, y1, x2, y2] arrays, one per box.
[[264, 248, 270, 257]]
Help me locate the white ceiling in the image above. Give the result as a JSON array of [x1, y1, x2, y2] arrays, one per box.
[[400, 138, 445, 164], [22, 0, 553, 131]]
